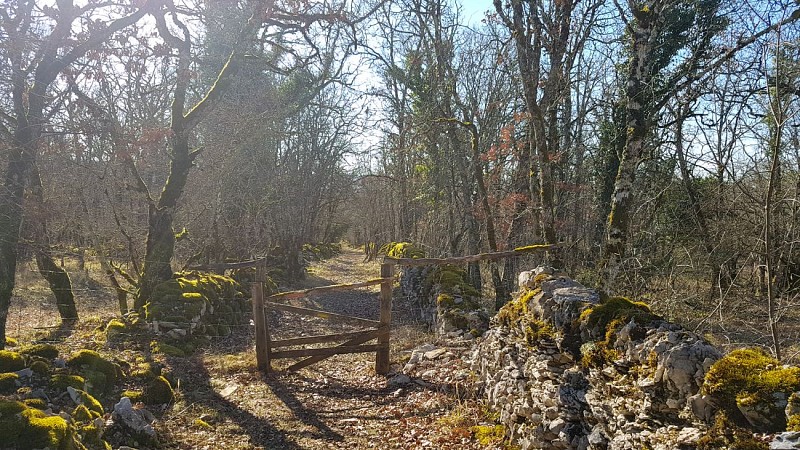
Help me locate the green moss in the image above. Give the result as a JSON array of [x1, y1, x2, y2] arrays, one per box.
[[471, 424, 505, 445], [5, 337, 18, 348], [0, 399, 76, 450], [381, 241, 425, 259], [72, 404, 97, 422], [70, 388, 104, 416], [579, 296, 658, 336], [142, 376, 174, 404], [580, 339, 620, 369], [0, 373, 19, 394], [437, 293, 455, 307], [122, 390, 144, 403], [130, 363, 159, 381], [20, 408, 71, 449], [788, 392, 800, 431], [77, 421, 111, 450], [497, 288, 540, 327], [513, 244, 551, 252], [0, 350, 25, 373], [702, 348, 800, 432], [66, 350, 123, 392], [50, 374, 85, 391], [524, 319, 554, 346], [577, 296, 658, 369], [788, 414, 800, 432], [697, 413, 768, 450], [81, 369, 108, 396], [193, 418, 212, 429], [423, 265, 480, 299], [104, 319, 126, 341], [151, 341, 186, 357], [29, 360, 51, 376], [23, 398, 47, 410], [18, 344, 59, 360]]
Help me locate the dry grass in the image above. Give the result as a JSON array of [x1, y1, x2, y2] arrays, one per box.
[[6, 247, 504, 449]]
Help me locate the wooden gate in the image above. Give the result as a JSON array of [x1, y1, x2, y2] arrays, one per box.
[[252, 263, 394, 374], [198, 245, 552, 375]]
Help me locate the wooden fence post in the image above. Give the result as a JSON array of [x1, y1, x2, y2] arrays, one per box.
[[376, 262, 393, 374], [253, 263, 271, 372]]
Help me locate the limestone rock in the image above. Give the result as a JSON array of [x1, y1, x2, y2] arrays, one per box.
[[471, 267, 724, 450], [772, 432, 800, 450], [112, 397, 156, 441], [387, 373, 412, 389]]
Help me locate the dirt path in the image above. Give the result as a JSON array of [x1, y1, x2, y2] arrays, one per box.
[[159, 247, 497, 449]]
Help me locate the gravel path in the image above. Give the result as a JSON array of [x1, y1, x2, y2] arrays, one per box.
[[158, 248, 495, 449]]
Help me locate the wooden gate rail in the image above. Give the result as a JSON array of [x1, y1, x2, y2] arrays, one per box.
[[252, 262, 394, 374]]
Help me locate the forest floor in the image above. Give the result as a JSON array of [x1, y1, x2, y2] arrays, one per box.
[[6, 248, 506, 449]]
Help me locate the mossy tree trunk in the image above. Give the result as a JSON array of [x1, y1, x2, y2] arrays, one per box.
[[0, 1, 149, 348], [134, 4, 260, 311], [601, 3, 655, 292], [135, 135, 194, 311], [29, 163, 78, 324], [0, 127, 37, 349]]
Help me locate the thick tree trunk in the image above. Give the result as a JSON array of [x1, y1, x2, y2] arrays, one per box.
[[35, 253, 78, 323], [135, 136, 193, 310], [0, 125, 38, 349], [0, 152, 30, 349], [29, 163, 78, 324]]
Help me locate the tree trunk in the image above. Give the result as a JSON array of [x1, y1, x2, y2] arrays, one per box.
[[0, 151, 31, 349], [29, 163, 78, 324], [601, 13, 653, 291], [135, 136, 193, 311]]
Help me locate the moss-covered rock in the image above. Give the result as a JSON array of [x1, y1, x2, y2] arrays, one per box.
[[4, 337, 18, 348], [0, 398, 79, 450], [702, 348, 800, 432], [18, 343, 59, 360], [146, 271, 247, 343], [76, 421, 110, 450], [104, 319, 126, 341], [121, 389, 145, 403], [696, 412, 768, 450], [66, 350, 123, 393], [72, 404, 97, 422], [497, 288, 540, 327], [578, 296, 659, 340], [120, 377, 173, 405], [29, 360, 51, 376], [422, 265, 480, 299], [67, 386, 104, 416], [151, 341, 186, 357], [50, 374, 86, 391], [0, 350, 25, 373], [143, 376, 174, 405], [23, 398, 47, 410], [787, 392, 800, 431], [381, 241, 425, 259], [130, 363, 159, 381], [0, 372, 19, 394]]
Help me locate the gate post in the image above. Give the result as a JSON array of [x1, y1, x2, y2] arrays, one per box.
[[253, 262, 271, 372], [376, 262, 393, 374]]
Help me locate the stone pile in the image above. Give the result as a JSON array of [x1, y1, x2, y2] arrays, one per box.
[[470, 267, 725, 449]]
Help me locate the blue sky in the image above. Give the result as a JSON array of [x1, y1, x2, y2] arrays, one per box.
[[457, 0, 493, 24]]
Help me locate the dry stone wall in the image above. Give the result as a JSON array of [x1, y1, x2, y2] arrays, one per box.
[[470, 267, 723, 449]]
